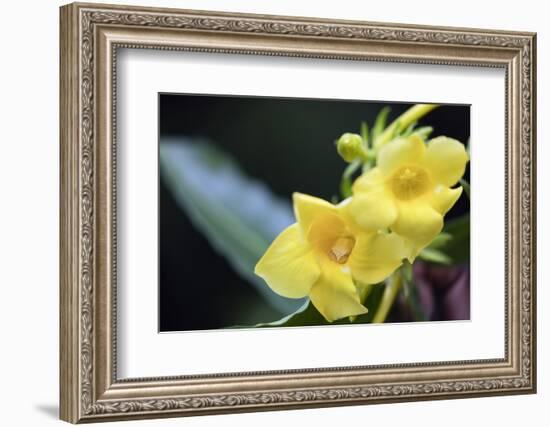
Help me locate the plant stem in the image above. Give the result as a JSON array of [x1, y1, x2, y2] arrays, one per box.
[[372, 273, 402, 323], [374, 104, 439, 149], [339, 159, 361, 199]]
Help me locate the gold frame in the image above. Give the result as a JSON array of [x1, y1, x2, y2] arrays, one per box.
[[60, 2, 537, 423]]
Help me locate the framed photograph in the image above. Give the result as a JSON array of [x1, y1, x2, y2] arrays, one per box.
[[60, 2, 537, 423]]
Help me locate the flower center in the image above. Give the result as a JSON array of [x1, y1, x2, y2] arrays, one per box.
[[328, 236, 356, 264], [390, 166, 431, 200]]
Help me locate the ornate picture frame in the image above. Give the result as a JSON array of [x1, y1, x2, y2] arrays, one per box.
[[60, 2, 536, 423]]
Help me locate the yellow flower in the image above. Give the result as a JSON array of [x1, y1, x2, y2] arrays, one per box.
[[255, 193, 406, 322], [348, 134, 469, 260]]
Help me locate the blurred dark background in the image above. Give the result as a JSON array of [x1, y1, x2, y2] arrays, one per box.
[[159, 94, 470, 332]]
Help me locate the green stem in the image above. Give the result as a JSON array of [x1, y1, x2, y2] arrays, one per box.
[[358, 284, 373, 304], [372, 273, 402, 323], [339, 159, 361, 199], [374, 104, 439, 149]]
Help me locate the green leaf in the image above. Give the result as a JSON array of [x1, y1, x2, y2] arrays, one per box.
[[412, 126, 434, 140], [419, 248, 452, 265], [237, 284, 387, 328], [441, 214, 470, 264], [391, 120, 402, 139], [372, 106, 391, 142], [424, 214, 470, 265], [427, 232, 453, 249], [360, 121, 369, 148], [247, 299, 326, 327], [460, 178, 470, 200], [401, 121, 418, 137], [160, 138, 305, 314]]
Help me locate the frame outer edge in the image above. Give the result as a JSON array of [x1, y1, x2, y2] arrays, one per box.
[[59, 2, 537, 422], [529, 33, 537, 393], [60, 3, 80, 424]]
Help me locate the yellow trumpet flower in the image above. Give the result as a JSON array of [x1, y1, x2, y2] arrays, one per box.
[[255, 193, 406, 322], [348, 134, 469, 260]]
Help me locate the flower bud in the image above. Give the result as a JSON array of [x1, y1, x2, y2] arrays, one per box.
[[336, 133, 365, 162]]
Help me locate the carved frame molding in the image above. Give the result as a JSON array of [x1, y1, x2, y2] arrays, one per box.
[[60, 2, 536, 423]]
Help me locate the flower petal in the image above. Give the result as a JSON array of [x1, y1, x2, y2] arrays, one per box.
[[352, 168, 385, 193], [428, 185, 463, 215], [309, 261, 367, 322], [392, 202, 444, 258], [255, 223, 320, 298], [347, 189, 398, 231], [293, 192, 337, 234], [377, 134, 426, 176], [348, 232, 406, 284], [423, 136, 469, 186]]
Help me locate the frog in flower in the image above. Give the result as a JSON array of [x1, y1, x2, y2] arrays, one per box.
[[255, 104, 469, 323]]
